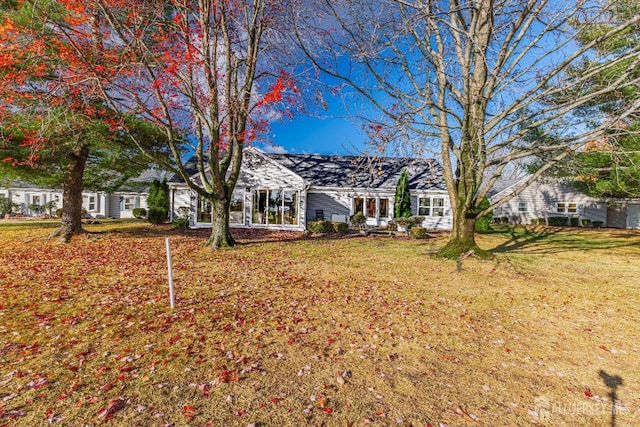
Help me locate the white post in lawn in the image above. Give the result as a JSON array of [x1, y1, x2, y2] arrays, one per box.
[[165, 238, 175, 309]]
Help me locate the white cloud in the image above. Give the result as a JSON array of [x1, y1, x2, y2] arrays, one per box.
[[260, 143, 289, 154]]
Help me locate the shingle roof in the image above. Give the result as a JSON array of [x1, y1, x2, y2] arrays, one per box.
[[169, 149, 446, 191], [265, 153, 445, 191]]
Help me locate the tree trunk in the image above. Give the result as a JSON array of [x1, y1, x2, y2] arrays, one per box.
[[49, 145, 89, 243], [205, 196, 236, 248], [437, 202, 492, 259]]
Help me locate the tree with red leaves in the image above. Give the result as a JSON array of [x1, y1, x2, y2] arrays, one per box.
[[11, 0, 301, 248], [0, 1, 169, 242]]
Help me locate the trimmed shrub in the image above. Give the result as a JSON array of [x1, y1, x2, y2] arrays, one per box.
[[581, 218, 591, 227], [350, 213, 367, 228], [332, 222, 349, 234], [56, 208, 64, 218], [500, 216, 509, 223], [538, 218, 546, 225], [392, 217, 412, 229], [410, 226, 428, 239], [592, 220, 603, 228], [409, 215, 425, 226], [171, 217, 190, 229], [147, 207, 167, 225], [548, 216, 569, 226], [530, 218, 538, 225], [133, 207, 147, 219], [570, 217, 580, 227], [473, 196, 493, 233], [147, 179, 169, 225], [308, 220, 334, 233]]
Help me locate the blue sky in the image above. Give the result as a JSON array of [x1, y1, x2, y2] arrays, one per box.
[[266, 113, 367, 156]]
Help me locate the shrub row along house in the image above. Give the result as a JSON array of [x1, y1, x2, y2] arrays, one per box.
[[167, 147, 452, 231]]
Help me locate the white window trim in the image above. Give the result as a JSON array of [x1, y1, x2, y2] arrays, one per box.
[[518, 202, 528, 212], [556, 202, 578, 214], [418, 196, 445, 217]]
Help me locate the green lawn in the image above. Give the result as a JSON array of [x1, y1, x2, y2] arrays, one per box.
[[1, 221, 639, 426]]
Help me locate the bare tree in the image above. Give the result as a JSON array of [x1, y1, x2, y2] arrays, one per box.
[[294, 0, 640, 256], [36, 0, 301, 248]]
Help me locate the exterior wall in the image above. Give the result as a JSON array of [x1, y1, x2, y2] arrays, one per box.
[[107, 193, 146, 218], [491, 181, 607, 225], [0, 188, 63, 216], [411, 192, 454, 230], [169, 150, 307, 230], [169, 187, 192, 222], [627, 204, 640, 229], [606, 204, 627, 228], [306, 190, 351, 222], [306, 188, 453, 230], [0, 187, 119, 218]]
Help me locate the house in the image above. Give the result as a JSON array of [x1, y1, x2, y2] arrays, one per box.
[[168, 147, 452, 231], [488, 177, 640, 229], [0, 184, 148, 219]]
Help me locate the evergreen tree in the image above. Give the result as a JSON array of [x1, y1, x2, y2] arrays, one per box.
[[394, 168, 412, 218], [147, 179, 169, 225]]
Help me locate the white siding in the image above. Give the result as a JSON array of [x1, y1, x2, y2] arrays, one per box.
[[412, 193, 453, 230], [491, 181, 606, 225]]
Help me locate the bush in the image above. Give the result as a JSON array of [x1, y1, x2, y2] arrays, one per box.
[[474, 216, 491, 233], [473, 196, 493, 233], [410, 226, 428, 239], [350, 213, 367, 228], [530, 218, 538, 225], [392, 217, 412, 227], [409, 216, 425, 226], [133, 208, 147, 219], [147, 207, 167, 225], [592, 220, 603, 228], [171, 217, 190, 229], [570, 217, 580, 227], [538, 218, 546, 225], [548, 216, 569, 226], [581, 218, 591, 227], [56, 208, 64, 218], [500, 216, 509, 223], [332, 221, 349, 234], [308, 220, 334, 233]]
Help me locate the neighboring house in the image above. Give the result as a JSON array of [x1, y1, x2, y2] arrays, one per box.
[[0, 185, 148, 219], [168, 147, 452, 231], [488, 177, 640, 229]]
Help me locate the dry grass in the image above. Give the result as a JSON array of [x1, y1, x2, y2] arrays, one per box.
[[1, 220, 639, 426]]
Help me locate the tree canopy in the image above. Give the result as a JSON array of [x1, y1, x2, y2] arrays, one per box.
[[294, 0, 640, 256]]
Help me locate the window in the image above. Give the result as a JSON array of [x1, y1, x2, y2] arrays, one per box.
[[229, 190, 244, 224], [366, 198, 376, 218], [379, 199, 389, 218], [354, 197, 364, 215], [418, 198, 430, 216], [418, 197, 445, 216], [197, 195, 212, 223], [432, 198, 444, 216], [282, 190, 298, 225], [251, 189, 299, 226], [557, 202, 577, 213], [89, 196, 96, 211], [518, 202, 528, 212], [32, 195, 41, 205], [124, 197, 135, 211]]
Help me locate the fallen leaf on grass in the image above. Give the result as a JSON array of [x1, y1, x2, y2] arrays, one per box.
[[97, 397, 125, 421], [182, 404, 196, 420]]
